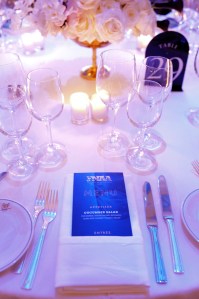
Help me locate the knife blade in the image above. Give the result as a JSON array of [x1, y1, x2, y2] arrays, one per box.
[[158, 175, 184, 274], [143, 181, 167, 284]]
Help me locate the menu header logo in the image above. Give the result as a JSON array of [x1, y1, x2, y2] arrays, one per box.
[[86, 175, 112, 182]]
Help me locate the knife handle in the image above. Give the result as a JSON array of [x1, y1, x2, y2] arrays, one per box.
[[148, 225, 167, 284], [165, 218, 184, 273]]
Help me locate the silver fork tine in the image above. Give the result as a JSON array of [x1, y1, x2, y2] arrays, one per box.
[[15, 181, 50, 274], [22, 190, 58, 290], [33, 181, 50, 223], [192, 160, 199, 176]]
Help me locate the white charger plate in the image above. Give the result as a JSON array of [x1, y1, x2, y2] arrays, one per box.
[[0, 199, 33, 272], [182, 189, 199, 242]]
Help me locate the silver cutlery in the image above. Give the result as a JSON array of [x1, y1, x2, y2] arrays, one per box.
[[0, 171, 7, 181], [15, 181, 50, 274], [158, 175, 184, 274], [22, 189, 58, 290], [143, 181, 167, 284]]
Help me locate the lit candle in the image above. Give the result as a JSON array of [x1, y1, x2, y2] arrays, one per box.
[[137, 34, 152, 50], [21, 32, 35, 54], [21, 29, 44, 55], [33, 29, 44, 51], [90, 93, 108, 122], [70, 92, 90, 125]]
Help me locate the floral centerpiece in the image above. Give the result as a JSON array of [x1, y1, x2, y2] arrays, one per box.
[[12, 0, 156, 79]]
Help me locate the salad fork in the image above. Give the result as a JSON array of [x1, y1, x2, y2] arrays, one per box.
[[22, 189, 58, 290], [15, 181, 50, 274], [192, 160, 199, 176]]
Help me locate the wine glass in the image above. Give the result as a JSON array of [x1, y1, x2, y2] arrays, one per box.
[[194, 47, 199, 76], [0, 85, 35, 179], [0, 52, 34, 161], [0, 1, 9, 52], [26, 68, 66, 169], [137, 56, 173, 153], [96, 49, 136, 158], [187, 47, 199, 126], [126, 80, 163, 174], [181, 0, 199, 51]]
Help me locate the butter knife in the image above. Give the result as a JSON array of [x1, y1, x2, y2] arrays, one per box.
[[158, 175, 184, 274], [143, 182, 167, 284]]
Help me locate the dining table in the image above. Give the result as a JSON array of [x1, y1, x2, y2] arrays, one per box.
[[0, 31, 199, 299]]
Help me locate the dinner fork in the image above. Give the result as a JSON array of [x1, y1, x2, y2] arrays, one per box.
[[15, 181, 50, 274], [22, 189, 58, 290], [192, 160, 199, 176]]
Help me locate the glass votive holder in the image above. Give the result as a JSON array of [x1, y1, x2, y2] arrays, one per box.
[[21, 29, 44, 55], [70, 92, 90, 125], [90, 93, 108, 122], [136, 34, 153, 52]]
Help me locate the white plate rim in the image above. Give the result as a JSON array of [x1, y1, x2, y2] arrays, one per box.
[[181, 189, 199, 242], [0, 198, 34, 272]]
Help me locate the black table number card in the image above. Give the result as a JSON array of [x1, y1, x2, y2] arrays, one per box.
[[145, 31, 189, 91]]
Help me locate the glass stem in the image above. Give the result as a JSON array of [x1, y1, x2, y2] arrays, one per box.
[[110, 107, 119, 138], [15, 136, 26, 165], [10, 109, 27, 164], [45, 120, 54, 149], [137, 128, 147, 152]]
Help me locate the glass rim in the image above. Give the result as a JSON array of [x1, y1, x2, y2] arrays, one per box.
[[100, 48, 135, 59], [142, 55, 173, 70], [0, 52, 21, 66], [27, 68, 60, 82]]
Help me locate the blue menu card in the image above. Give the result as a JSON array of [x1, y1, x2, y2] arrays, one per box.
[[72, 172, 133, 236]]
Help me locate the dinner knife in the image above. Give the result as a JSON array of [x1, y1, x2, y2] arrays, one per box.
[[143, 182, 167, 284], [158, 175, 184, 274]]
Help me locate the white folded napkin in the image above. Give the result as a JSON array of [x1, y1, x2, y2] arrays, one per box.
[[55, 174, 149, 295]]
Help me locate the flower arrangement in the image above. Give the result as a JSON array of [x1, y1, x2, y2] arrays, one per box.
[[12, 0, 156, 44]]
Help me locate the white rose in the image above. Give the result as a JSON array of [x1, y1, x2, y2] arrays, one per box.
[[123, 0, 156, 36], [99, 0, 121, 11], [96, 9, 126, 43], [74, 0, 101, 11], [67, 10, 99, 43], [132, 10, 156, 36]]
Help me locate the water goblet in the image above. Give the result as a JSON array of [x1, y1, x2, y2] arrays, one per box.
[[187, 47, 199, 126], [137, 56, 173, 153], [0, 52, 34, 161], [0, 86, 35, 179], [27, 68, 66, 169], [126, 80, 163, 174], [0, 1, 10, 52], [96, 49, 136, 157]]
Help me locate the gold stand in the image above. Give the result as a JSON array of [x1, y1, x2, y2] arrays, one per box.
[[75, 40, 109, 81]]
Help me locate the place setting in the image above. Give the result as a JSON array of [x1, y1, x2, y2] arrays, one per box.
[[1, 0, 199, 299]]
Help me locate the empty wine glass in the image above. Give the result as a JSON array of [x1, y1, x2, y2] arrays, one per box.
[[0, 52, 34, 161], [194, 47, 199, 76], [0, 86, 35, 179], [181, 0, 199, 51], [96, 49, 136, 158], [126, 80, 163, 174], [187, 47, 199, 126], [0, 1, 9, 52], [137, 56, 173, 153], [27, 68, 66, 168]]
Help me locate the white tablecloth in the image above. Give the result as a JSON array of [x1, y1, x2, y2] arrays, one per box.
[[0, 34, 199, 299]]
